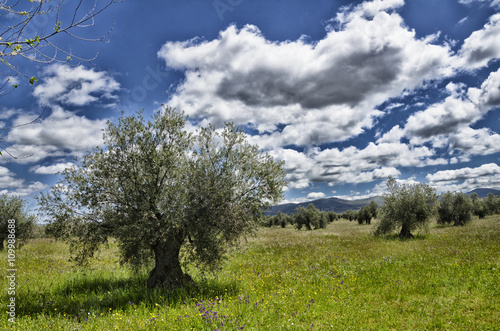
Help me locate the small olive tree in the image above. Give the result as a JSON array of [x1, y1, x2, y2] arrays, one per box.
[[368, 200, 378, 219], [485, 193, 500, 215], [38, 107, 286, 289], [475, 201, 488, 218], [0, 194, 36, 251], [437, 192, 473, 226], [375, 178, 438, 238], [357, 206, 371, 225], [264, 211, 289, 228], [471, 193, 488, 219], [327, 211, 338, 222], [293, 204, 324, 230], [342, 209, 357, 222], [275, 211, 289, 228], [357, 201, 378, 225]]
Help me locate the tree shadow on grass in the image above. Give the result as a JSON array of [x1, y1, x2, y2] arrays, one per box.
[[18, 270, 240, 320]]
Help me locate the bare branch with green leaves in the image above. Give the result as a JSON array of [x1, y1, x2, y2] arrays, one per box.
[[0, 0, 123, 95]]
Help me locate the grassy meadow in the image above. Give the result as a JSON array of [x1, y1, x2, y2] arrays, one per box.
[[2, 216, 499, 330]]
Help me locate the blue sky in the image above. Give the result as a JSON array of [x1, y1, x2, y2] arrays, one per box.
[[1, 0, 500, 210]]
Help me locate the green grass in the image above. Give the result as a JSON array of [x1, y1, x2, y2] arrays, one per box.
[[2, 216, 499, 330]]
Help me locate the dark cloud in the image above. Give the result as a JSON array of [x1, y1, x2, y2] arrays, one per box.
[[406, 117, 469, 138], [216, 45, 403, 109], [301, 46, 403, 108], [216, 69, 297, 107], [464, 47, 498, 67]]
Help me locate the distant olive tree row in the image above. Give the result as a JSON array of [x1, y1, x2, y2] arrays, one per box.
[[263, 180, 500, 239], [263, 205, 338, 230], [263, 201, 379, 230]]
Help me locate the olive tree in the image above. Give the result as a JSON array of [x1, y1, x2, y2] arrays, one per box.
[[38, 107, 286, 289], [471, 194, 488, 219], [275, 211, 289, 228], [368, 200, 378, 219], [437, 192, 473, 226], [0, 194, 36, 251], [375, 178, 438, 238], [452, 193, 473, 226], [357, 201, 378, 225], [485, 193, 500, 215], [342, 209, 357, 222], [263, 211, 289, 228], [327, 211, 338, 222], [293, 204, 324, 230], [474, 200, 488, 218], [357, 206, 371, 225]]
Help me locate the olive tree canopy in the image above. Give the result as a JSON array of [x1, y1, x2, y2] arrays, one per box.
[[375, 178, 438, 238], [38, 107, 286, 289], [437, 192, 473, 226]]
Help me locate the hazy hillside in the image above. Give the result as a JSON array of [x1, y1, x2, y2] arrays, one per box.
[[266, 196, 384, 215]]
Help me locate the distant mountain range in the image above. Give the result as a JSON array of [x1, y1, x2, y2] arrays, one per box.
[[466, 188, 500, 198], [267, 188, 500, 216], [266, 196, 384, 215]]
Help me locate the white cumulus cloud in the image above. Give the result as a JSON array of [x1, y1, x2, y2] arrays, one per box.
[[401, 68, 500, 158], [5, 106, 106, 164], [0, 166, 47, 196], [30, 162, 77, 175], [459, 13, 500, 69], [33, 64, 120, 107], [426, 163, 500, 193], [159, 2, 455, 147], [307, 192, 326, 200], [458, 0, 500, 9], [427, 163, 500, 183]]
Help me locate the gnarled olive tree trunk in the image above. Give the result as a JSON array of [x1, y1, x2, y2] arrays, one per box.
[[147, 233, 194, 289], [399, 223, 414, 239]]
